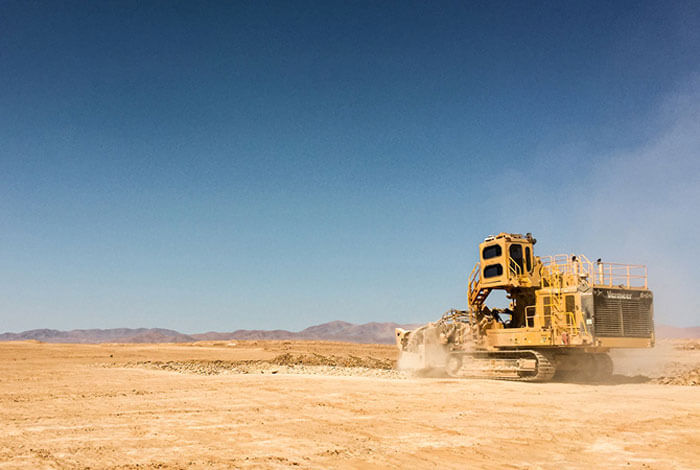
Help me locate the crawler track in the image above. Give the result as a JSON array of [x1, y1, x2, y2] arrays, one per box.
[[445, 350, 555, 382]]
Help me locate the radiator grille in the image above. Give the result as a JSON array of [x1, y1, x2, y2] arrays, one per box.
[[593, 289, 653, 338]]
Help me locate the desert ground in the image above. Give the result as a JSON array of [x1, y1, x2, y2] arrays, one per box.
[[0, 340, 698, 469]]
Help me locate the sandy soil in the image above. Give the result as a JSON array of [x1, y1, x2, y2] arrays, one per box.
[[0, 340, 698, 469]]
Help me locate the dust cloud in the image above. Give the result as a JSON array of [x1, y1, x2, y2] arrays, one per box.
[[579, 80, 700, 328], [397, 349, 423, 371], [610, 339, 700, 385], [610, 341, 675, 377], [396, 326, 450, 374]]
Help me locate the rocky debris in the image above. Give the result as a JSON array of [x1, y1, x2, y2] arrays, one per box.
[[102, 354, 699, 385], [270, 352, 394, 369], [650, 367, 699, 386], [108, 354, 406, 379]]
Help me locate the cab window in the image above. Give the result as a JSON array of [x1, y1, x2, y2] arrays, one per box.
[[525, 246, 532, 272], [482, 245, 502, 260], [483, 264, 503, 278], [509, 244, 524, 273]]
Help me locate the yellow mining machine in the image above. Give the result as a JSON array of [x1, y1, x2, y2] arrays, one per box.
[[396, 233, 654, 381]]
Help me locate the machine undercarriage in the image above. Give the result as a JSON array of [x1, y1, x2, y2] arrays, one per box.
[[396, 310, 613, 382]]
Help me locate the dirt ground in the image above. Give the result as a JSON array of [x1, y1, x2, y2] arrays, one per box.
[[0, 340, 698, 469]]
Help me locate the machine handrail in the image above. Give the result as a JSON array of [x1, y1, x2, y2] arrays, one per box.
[[540, 254, 647, 288], [525, 306, 583, 336], [467, 262, 481, 301], [508, 257, 522, 277]]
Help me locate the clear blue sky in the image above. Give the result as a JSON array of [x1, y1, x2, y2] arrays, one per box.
[[1, 1, 699, 332]]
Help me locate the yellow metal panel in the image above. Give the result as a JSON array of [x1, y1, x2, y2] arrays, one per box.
[[595, 337, 654, 348], [486, 328, 553, 348]]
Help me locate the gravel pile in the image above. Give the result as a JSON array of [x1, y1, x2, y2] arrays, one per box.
[[270, 352, 394, 369], [109, 354, 407, 379], [650, 367, 700, 386]]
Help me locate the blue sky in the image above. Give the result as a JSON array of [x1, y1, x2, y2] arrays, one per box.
[[1, 1, 699, 332]]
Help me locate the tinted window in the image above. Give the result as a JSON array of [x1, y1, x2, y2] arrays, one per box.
[[482, 245, 502, 260], [483, 264, 503, 278], [525, 247, 532, 272], [509, 244, 524, 272]]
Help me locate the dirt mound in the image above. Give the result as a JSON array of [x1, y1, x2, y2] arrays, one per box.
[[114, 354, 399, 378], [124, 360, 241, 375], [270, 353, 393, 369]]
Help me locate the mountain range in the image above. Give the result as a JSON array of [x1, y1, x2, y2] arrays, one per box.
[[0, 321, 697, 344], [0, 321, 418, 344]]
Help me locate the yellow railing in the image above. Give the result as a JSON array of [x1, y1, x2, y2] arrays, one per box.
[[525, 306, 585, 337], [556, 311, 583, 336], [529, 256, 589, 337], [525, 305, 537, 328], [540, 254, 647, 288], [508, 257, 522, 277], [467, 262, 480, 302]]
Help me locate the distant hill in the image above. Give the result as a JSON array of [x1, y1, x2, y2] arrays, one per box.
[[0, 321, 418, 344], [654, 325, 700, 339], [192, 321, 420, 344], [1, 322, 696, 344], [0, 328, 195, 344]]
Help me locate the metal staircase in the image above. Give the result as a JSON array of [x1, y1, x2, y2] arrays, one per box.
[[467, 263, 491, 313]]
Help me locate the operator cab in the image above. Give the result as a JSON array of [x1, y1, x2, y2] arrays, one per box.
[[479, 232, 537, 289]]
